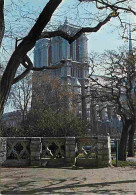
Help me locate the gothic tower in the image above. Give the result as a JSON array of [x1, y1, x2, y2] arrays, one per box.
[[32, 19, 90, 119]]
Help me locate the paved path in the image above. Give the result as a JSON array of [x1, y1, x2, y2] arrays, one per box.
[[127, 157, 136, 162], [1, 166, 136, 194]]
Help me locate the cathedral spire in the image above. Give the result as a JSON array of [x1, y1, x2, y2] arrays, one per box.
[[129, 24, 132, 53], [64, 17, 69, 25]]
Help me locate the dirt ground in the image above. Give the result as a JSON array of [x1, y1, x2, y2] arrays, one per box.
[[0, 166, 136, 194]]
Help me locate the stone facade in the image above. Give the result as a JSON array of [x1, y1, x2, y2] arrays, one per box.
[[32, 19, 122, 131], [32, 19, 90, 120], [34, 19, 88, 68]]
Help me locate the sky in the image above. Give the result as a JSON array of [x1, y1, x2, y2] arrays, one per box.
[[4, 0, 136, 55]]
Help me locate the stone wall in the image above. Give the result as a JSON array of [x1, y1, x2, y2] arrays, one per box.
[[0, 136, 111, 167], [97, 136, 111, 167], [31, 138, 41, 166], [0, 138, 7, 165]]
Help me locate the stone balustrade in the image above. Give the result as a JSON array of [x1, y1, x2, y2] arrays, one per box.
[[0, 136, 111, 167], [0, 138, 7, 165]]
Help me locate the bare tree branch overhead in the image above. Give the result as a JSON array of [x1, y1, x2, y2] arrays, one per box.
[[41, 11, 118, 43], [79, 0, 136, 15]]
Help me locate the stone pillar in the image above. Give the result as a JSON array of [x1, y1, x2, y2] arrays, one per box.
[[67, 65, 71, 76], [107, 105, 113, 120], [99, 104, 106, 120], [30, 138, 41, 166], [97, 136, 111, 167], [34, 47, 39, 68], [65, 137, 75, 165], [81, 81, 87, 121], [0, 138, 7, 166], [34, 39, 49, 68], [54, 41, 57, 63], [62, 39, 70, 59], [73, 41, 76, 60], [90, 103, 98, 129], [43, 41, 49, 66]]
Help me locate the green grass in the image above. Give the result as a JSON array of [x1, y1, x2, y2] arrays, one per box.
[[77, 153, 96, 159], [112, 160, 136, 167]]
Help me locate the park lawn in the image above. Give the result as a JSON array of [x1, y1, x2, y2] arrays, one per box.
[[112, 160, 136, 167]]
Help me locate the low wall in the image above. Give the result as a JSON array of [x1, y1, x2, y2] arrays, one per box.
[[0, 136, 111, 168], [0, 138, 7, 165]]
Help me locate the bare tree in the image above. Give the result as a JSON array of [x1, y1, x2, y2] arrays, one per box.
[[32, 71, 77, 114], [9, 73, 32, 123], [89, 49, 136, 160], [0, 0, 136, 120]]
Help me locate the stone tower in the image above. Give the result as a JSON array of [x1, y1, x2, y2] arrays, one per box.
[[32, 19, 90, 119]]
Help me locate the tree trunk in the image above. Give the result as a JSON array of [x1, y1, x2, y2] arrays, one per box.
[[0, 0, 62, 117], [81, 81, 87, 121], [0, 0, 4, 47], [118, 119, 132, 161], [0, 0, 4, 121], [128, 122, 135, 157]]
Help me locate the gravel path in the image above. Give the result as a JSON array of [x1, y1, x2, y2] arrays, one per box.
[[1, 166, 136, 194]]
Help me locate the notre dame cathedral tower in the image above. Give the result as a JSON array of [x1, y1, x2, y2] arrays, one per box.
[[32, 18, 90, 120]]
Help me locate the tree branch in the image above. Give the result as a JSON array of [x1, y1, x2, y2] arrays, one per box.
[[41, 11, 119, 44], [13, 55, 66, 84], [79, 0, 136, 15], [21, 55, 33, 69], [0, 0, 4, 46], [32, 59, 66, 71], [0, 0, 62, 111], [21, 54, 66, 71], [13, 68, 31, 85]]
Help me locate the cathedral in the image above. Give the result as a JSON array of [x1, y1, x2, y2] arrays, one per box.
[[32, 19, 123, 135], [32, 19, 90, 120]]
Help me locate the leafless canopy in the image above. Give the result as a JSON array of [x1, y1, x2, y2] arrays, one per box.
[[89, 49, 136, 121]]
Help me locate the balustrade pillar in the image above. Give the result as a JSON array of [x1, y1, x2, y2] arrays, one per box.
[[30, 138, 41, 166], [0, 138, 7, 166], [65, 137, 75, 165], [97, 136, 111, 167]]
